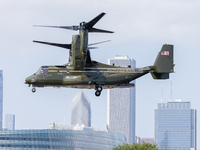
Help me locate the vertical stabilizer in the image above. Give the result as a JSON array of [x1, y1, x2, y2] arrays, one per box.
[[151, 44, 174, 79], [153, 44, 174, 73]]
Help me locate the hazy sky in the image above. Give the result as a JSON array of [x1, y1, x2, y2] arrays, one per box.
[[1, 0, 200, 148]]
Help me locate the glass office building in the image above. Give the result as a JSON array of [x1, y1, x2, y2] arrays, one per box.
[[155, 100, 197, 150], [107, 56, 136, 144], [71, 91, 91, 127], [5, 114, 15, 130], [0, 70, 3, 130], [0, 127, 126, 150]]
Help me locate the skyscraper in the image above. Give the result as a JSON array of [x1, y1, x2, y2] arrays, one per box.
[[155, 100, 197, 150], [5, 114, 15, 130], [107, 56, 136, 144], [0, 70, 3, 130], [71, 91, 91, 127]]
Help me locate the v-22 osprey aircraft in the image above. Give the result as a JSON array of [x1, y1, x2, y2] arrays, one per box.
[[25, 12, 175, 97]]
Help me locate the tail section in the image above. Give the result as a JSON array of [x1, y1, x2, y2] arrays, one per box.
[[151, 44, 174, 79]]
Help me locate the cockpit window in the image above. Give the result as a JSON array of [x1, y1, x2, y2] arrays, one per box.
[[36, 66, 48, 75]]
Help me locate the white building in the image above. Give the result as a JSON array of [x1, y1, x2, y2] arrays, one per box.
[[107, 56, 136, 144], [5, 114, 15, 130], [71, 91, 91, 127]]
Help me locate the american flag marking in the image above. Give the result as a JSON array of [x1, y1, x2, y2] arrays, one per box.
[[161, 51, 169, 56]]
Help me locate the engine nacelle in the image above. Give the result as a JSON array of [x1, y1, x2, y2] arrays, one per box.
[[71, 35, 84, 70]]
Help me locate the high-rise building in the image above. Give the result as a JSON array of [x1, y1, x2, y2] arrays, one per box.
[[0, 70, 3, 130], [155, 100, 197, 150], [5, 114, 15, 130], [107, 56, 136, 144], [71, 91, 91, 127]]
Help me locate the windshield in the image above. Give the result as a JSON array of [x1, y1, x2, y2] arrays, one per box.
[[36, 66, 48, 75]]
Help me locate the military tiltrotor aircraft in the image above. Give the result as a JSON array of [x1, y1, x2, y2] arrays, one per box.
[[25, 12, 174, 96]]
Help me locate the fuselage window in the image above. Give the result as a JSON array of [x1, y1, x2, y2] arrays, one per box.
[[36, 67, 48, 75]]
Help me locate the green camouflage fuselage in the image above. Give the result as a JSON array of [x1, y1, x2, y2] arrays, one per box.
[[26, 61, 153, 89]]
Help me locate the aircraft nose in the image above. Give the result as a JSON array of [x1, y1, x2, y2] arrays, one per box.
[[25, 77, 30, 84], [25, 75, 38, 84]]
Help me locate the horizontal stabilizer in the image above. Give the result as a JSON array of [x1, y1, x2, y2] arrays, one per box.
[[151, 72, 169, 79]]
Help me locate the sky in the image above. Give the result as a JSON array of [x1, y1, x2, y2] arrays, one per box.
[[1, 0, 200, 148]]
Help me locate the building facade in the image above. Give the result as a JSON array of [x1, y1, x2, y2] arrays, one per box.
[[141, 138, 154, 145], [0, 128, 126, 150], [135, 136, 141, 144], [5, 114, 15, 130], [107, 56, 136, 144], [155, 100, 197, 150], [0, 70, 3, 130], [71, 91, 91, 127]]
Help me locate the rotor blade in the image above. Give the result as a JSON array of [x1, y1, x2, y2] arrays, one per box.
[[88, 40, 111, 46], [88, 47, 98, 49], [85, 12, 106, 29], [34, 25, 79, 31], [89, 27, 114, 33], [33, 40, 71, 49]]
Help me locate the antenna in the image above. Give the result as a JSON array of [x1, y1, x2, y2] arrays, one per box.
[[122, 50, 124, 56], [161, 82, 163, 103]]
